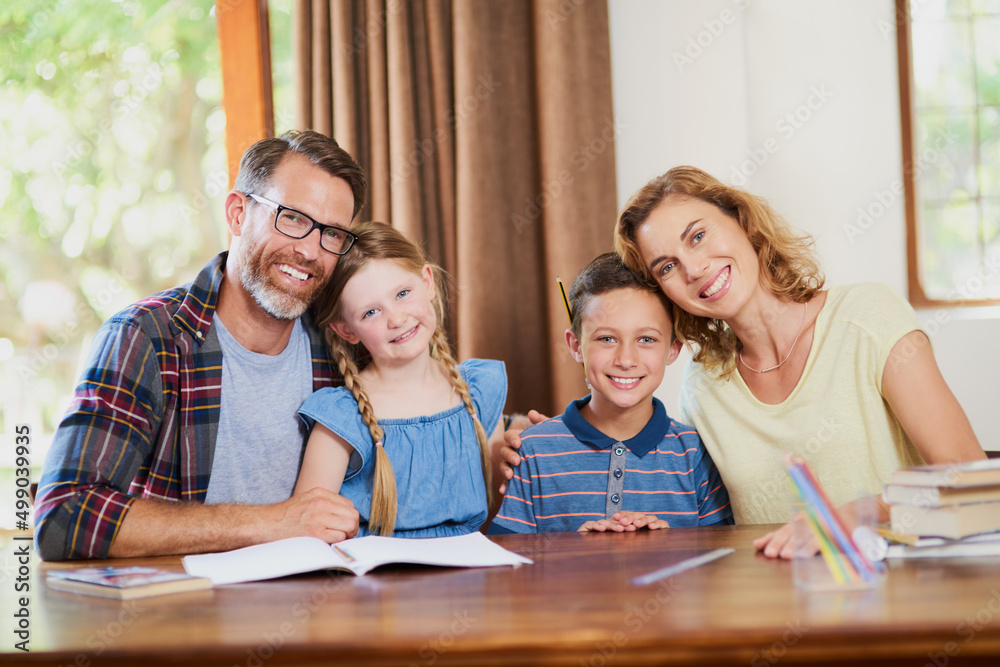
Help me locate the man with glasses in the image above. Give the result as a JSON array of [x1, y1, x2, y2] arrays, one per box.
[[36, 131, 366, 560]]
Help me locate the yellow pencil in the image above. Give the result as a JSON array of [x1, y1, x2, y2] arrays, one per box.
[[558, 276, 587, 379], [556, 276, 572, 326], [802, 502, 854, 585]]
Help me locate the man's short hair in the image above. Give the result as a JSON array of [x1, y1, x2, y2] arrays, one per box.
[[568, 252, 674, 339], [234, 130, 367, 219]]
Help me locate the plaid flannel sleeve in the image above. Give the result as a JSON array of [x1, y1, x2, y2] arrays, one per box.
[[35, 318, 164, 560]]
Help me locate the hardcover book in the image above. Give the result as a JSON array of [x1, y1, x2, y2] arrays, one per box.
[[888, 459, 1000, 488], [889, 501, 1000, 540], [47, 567, 212, 600], [887, 533, 1000, 559], [883, 483, 1000, 507]]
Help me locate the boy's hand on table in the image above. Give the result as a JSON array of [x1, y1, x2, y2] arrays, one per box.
[[615, 511, 666, 530], [578, 511, 665, 533], [497, 410, 548, 495]]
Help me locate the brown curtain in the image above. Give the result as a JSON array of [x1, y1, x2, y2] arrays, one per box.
[[294, 0, 617, 416]]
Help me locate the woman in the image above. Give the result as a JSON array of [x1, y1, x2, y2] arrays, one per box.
[[611, 165, 985, 557]]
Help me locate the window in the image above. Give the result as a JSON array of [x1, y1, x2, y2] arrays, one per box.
[[898, 0, 1000, 306], [270, 0, 297, 135], [1, 0, 226, 523]]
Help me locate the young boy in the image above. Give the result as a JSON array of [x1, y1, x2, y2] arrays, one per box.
[[490, 253, 732, 533]]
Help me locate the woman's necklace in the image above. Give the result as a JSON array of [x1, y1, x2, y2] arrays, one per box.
[[738, 302, 808, 374]]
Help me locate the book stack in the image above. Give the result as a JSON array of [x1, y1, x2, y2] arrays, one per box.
[[885, 458, 1000, 541]]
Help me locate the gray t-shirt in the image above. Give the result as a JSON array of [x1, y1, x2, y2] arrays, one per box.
[[205, 314, 314, 505]]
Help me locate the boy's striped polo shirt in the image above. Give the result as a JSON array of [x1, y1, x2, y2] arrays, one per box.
[[491, 397, 733, 533]]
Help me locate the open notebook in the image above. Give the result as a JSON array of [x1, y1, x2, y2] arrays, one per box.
[[183, 532, 532, 584]]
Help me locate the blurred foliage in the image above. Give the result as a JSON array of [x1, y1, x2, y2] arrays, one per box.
[[912, 2, 1000, 299], [0, 0, 227, 437], [269, 0, 297, 135]]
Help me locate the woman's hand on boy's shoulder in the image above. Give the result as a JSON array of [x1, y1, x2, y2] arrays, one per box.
[[497, 410, 548, 495], [578, 511, 666, 533]]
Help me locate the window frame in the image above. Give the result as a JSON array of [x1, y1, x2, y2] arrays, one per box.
[[896, 0, 1000, 308], [216, 0, 274, 188]]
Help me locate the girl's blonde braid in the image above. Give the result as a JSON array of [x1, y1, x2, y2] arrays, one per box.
[[330, 336, 397, 536], [428, 327, 494, 510]]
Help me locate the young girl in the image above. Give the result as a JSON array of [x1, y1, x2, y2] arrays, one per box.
[[294, 222, 507, 537]]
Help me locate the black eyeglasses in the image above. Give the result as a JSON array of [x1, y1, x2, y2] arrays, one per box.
[[246, 193, 358, 256]]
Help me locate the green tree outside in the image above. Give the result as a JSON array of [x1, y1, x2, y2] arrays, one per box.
[[0, 0, 227, 504]]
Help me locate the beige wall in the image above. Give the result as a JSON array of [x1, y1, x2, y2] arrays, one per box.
[[608, 0, 1000, 449]]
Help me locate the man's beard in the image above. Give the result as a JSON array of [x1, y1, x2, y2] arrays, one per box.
[[239, 237, 328, 321]]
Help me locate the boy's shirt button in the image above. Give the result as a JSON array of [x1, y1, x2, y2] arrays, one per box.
[[611, 493, 621, 504], [614, 468, 623, 479]]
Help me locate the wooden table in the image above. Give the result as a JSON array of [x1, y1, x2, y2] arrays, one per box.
[[5, 525, 1000, 666]]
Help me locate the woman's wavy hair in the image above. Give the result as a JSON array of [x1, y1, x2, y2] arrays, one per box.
[[614, 166, 824, 377], [310, 222, 493, 535]]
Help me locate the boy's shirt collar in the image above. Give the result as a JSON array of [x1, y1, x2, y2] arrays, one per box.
[[562, 395, 668, 457]]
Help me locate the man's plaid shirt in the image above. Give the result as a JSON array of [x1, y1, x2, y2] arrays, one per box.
[[34, 252, 338, 560]]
